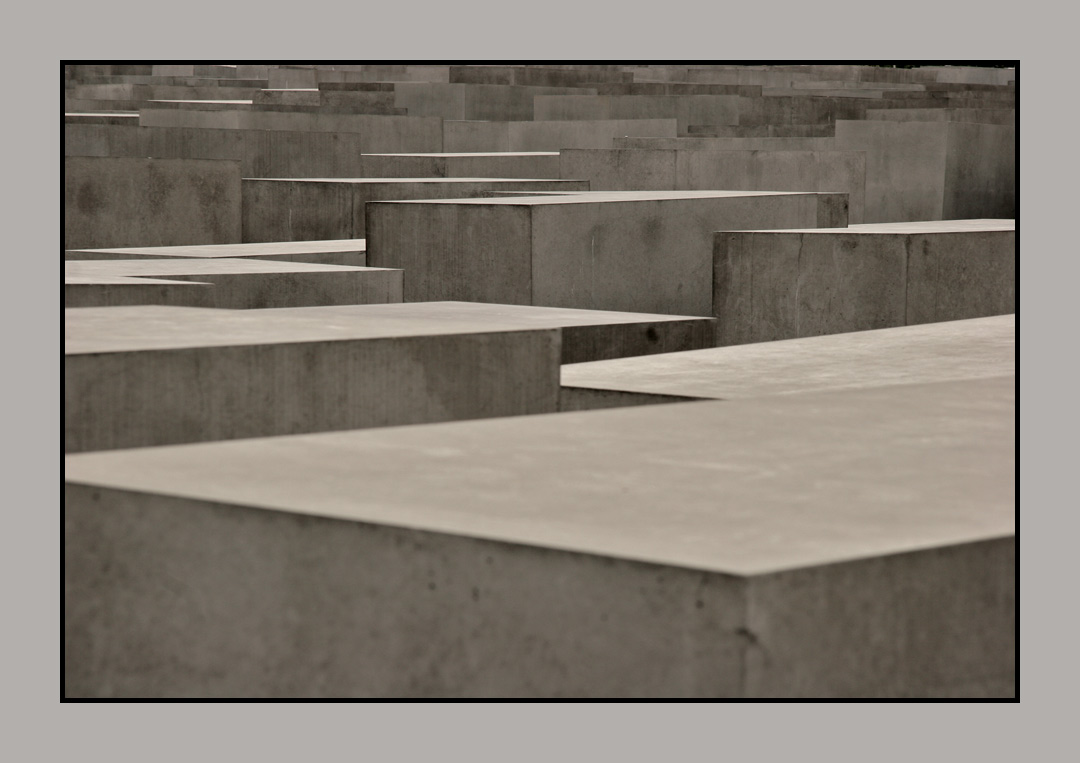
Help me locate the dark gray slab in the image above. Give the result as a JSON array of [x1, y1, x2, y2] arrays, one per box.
[[367, 190, 848, 316], [66, 377, 1014, 698], [241, 178, 591, 242], [714, 220, 1014, 345]]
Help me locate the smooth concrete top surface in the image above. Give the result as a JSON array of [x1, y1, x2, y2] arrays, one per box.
[[384, 190, 827, 206], [65, 376, 1015, 576], [563, 316, 1014, 398], [361, 152, 560, 158], [66, 259, 384, 278], [148, 99, 254, 105], [65, 112, 139, 118], [243, 177, 577, 184], [65, 301, 710, 355], [727, 219, 1014, 234], [66, 240, 366, 260]]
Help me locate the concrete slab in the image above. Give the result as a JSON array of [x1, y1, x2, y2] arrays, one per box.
[[366, 190, 849, 315], [64, 304, 561, 452], [443, 119, 679, 153], [65, 156, 242, 249], [65, 377, 1014, 697], [561, 315, 1014, 409], [358, 152, 562, 179], [66, 239, 368, 267], [65, 276, 214, 308], [714, 220, 1014, 344], [65, 259, 401, 309], [241, 178, 591, 242]]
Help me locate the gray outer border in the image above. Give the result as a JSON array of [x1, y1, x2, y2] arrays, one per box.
[[31, 14, 1036, 763]]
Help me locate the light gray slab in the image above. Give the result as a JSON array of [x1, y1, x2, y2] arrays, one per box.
[[65, 301, 715, 363], [562, 315, 1014, 402], [66, 378, 1014, 697], [66, 376, 1015, 577], [66, 239, 367, 267]]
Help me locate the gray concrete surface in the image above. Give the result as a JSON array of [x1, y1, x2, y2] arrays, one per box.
[[560, 148, 867, 222], [714, 220, 1014, 344], [65, 304, 561, 452], [66, 239, 368, 267], [241, 178, 591, 242], [358, 153, 562, 179], [367, 190, 848, 316], [65, 156, 242, 249], [64, 259, 402, 309], [443, 119, 679, 152], [561, 314, 1014, 408], [65, 376, 1014, 698], [65, 276, 215, 308]]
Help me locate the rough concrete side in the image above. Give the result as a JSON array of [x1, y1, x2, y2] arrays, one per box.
[[367, 203, 534, 304], [905, 231, 1015, 325], [742, 539, 1015, 698], [65, 156, 242, 249], [558, 386, 707, 412], [65, 484, 748, 698], [559, 319, 716, 364], [943, 121, 1016, 220], [64, 330, 560, 452]]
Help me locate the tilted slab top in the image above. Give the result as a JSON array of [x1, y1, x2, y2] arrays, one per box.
[[65, 239, 367, 265], [67, 376, 1014, 577], [562, 315, 1014, 402]]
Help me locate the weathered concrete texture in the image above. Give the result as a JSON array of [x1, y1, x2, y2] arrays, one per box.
[[834, 120, 1014, 222], [65, 124, 376, 177], [864, 108, 1015, 125], [65, 276, 215, 308], [534, 95, 741, 132], [241, 178, 591, 242], [560, 148, 867, 223], [137, 109, 444, 152], [65, 260, 402, 310], [367, 191, 848, 316], [65, 156, 242, 249], [393, 84, 599, 121], [443, 119, 678, 152], [65, 304, 561, 452], [562, 315, 1014, 406], [715, 220, 1013, 345], [66, 239, 368, 267], [65, 377, 1014, 698], [358, 153, 562, 179]]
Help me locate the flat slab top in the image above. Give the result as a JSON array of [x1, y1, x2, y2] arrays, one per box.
[[66, 240, 366, 259], [563, 315, 1014, 399], [361, 152, 560, 158], [382, 190, 825, 206], [147, 99, 254, 105], [65, 377, 1015, 576], [728, 219, 1015, 234], [242, 177, 581, 184], [65, 301, 710, 355], [65, 112, 139, 118], [66, 259, 384, 278]]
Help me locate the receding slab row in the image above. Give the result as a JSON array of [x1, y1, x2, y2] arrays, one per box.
[[367, 190, 848, 316], [65, 302, 715, 452], [65, 376, 1015, 698]]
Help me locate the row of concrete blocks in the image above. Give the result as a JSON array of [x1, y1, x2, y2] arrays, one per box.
[[65, 199, 1014, 342], [65, 313, 1015, 697]]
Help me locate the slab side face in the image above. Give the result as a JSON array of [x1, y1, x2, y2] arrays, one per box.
[[65, 156, 242, 249], [367, 203, 534, 304], [65, 329, 559, 452], [530, 194, 844, 316], [65, 485, 748, 698]]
